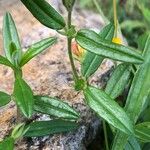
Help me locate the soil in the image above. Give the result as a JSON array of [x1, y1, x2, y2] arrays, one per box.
[[0, 1, 114, 149]]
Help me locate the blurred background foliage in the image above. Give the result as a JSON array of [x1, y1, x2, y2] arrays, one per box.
[[78, 0, 150, 48]]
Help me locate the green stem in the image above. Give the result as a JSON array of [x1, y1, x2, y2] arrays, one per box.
[[113, 0, 118, 37], [14, 68, 23, 79], [67, 10, 79, 83], [92, 0, 109, 24], [102, 120, 109, 150]]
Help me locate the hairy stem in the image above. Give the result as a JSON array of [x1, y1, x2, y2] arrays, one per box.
[[67, 10, 79, 83]]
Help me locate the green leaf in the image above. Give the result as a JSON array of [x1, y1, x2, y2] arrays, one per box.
[[135, 122, 150, 143], [112, 33, 150, 150], [125, 136, 141, 150], [21, 0, 66, 30], [0, 137, 14, 150], [13, 77, 34, 118], [20, 37, 57, 66], [83, 86, 134, 134], [3, 12, 22, 63], [120, 20, 146, 31], [81, 23, 115, 78], [11, 123, 29, 140], [34, 96, 79, 120], [24, 119, 78, 137], [0, 55, 14, 69], [76, 29, 143, 64], [105, 63, 131, 99], [0, 91, 11, 107], [137, 3, 150, 25]]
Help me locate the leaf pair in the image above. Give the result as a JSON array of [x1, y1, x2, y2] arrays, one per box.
[[13, 77, 80, 119], [1, 12, 57, 118], [2, 12, 57, 69]]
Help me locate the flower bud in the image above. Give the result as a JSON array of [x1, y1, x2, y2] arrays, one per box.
[[112, 37, 122, 45], [62, 0, 75, 11], [71, 42, 85, 61]]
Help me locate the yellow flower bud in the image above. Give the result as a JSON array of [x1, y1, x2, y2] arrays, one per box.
[[71, 42, 85, 61], [77, 44, 84, 57], [112, 37, 122, 45]]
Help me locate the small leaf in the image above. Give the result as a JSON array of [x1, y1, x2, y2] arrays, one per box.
[[0, 137, 14, 150], [105, 63, 131, 99], [135, 122, 150, 143], [13, 77, 34, 118], [24, 119, 78, 137], [11, 123, 29, 140], [34, 96, 79, 120], [0, 55, 14, 69], [0, 91, 11, 107], [21, 0, 66, 30], [76, 29, 143, 64], [20, 37, 57, 66], [3, 12, 22, 63], [83, 86, 134, 134], [81, 23, 115, 78], [125, 136, 141, 150]]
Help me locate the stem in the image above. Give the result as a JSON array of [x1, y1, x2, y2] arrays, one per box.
[[113, 0, 118, 37], [67, 10, 79, 83], [17, 108, 24, 123], [14, 68, 23, 79], [92, 0, 109, 24], [102, 120, 109, 150]]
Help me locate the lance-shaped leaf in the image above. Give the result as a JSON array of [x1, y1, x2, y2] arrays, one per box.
[[0, 91, 11, 107], [34, 96, 79, 120], [112, 33, 150, 150], [24, 119, 78, 137], [135, 122, 150, 143], [83, 86, 134, 134], [0, 137, 14, 150], [76, 29, 143, 64], [20, 37, 57, 66], [3, 12, 22, 62], [13, 77, 34, 118], [125, 136, 141, 150], [0, 55, 14, 69], [81, 23, 115, 78], [105, 63, 131, 99], [21, 0, 66, 30], [11, 123, 29, 140]]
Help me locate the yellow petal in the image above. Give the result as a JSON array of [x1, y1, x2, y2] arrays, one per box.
[[77, 45, 84, 57], [112, 37, 122, 45]]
